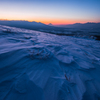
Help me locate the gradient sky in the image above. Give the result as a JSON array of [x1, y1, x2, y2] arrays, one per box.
[[0, 0, 100, 25]]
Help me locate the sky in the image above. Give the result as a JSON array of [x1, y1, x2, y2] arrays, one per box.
[[0, 0, 100, 25]]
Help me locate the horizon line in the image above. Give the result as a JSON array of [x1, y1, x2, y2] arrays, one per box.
[[0, 19, 100, 26]]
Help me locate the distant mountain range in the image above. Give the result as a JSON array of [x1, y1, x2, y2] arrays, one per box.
[[57, 22, 100, 29], [0, 20, 100, 31], [0, 20, 100, 40], [0, 20, 60, 31]]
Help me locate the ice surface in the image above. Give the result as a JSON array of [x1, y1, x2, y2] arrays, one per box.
[[0, 25, 100, 100]]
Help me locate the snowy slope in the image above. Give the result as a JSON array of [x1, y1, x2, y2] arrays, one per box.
[[0, 25, 100, 100]]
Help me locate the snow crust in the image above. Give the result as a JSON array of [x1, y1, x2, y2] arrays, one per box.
[[0, 25, 100, 100]]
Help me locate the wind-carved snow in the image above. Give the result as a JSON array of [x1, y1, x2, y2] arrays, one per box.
[[28, 46, 53, 59], [0, 25, 100, 100], [55, 48, 74, 64]]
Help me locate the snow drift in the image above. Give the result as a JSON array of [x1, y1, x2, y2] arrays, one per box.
[[0, 25, 100, 100]]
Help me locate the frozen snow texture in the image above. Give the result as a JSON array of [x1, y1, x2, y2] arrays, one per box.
[[0, 25, 100, 100]]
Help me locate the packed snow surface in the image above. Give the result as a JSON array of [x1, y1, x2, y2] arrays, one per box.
[[0, 25, 100, 100]]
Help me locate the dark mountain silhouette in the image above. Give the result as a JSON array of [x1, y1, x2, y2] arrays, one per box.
[[0, 20, 100, 40], [0, 20, 61, 31], [48, 23, 53, 26], [57, 22, 100, 29]]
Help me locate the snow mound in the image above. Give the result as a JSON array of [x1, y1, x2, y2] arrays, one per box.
[[56, 49, 74, 64]]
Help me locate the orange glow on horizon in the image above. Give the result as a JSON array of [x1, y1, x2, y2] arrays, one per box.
[[27, 18, 100, 25], [0, 18, 100, 25]]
